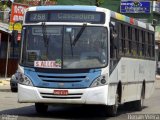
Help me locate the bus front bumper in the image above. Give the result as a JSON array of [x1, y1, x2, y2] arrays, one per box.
[[18, 84, 108, 105]]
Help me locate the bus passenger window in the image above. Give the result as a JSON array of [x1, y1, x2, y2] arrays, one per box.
[[110, 22, 118, 70]]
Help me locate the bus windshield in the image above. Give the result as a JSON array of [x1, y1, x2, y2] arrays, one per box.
[[21, 25, 108, 69]]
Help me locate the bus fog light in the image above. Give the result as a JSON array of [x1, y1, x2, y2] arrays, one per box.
[[101, 78, 106, 84]]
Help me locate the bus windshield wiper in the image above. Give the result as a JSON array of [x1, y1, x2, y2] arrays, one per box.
[[72, 23, 87, 46], [42, 22, 49, 58], [69, 32, 74, 56], [42, 22, 49, 48]]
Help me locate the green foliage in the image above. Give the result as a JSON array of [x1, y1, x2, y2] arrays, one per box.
[[96, 0, 104, 5], [57, 0, 95, 5], [96, 0, 104, 6], [14, 0, 24, 3], [0, 0, 106, 10], [57, 0, 105, 6], [0, 3, 2, 10]]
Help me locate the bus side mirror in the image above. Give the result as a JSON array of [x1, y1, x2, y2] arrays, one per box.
[[12, 30, 18, 45]]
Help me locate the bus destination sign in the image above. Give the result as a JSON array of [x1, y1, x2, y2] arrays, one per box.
[[30, 13, 48, 22], [26, 11, 105, 24], [51, 13, 101, 22]]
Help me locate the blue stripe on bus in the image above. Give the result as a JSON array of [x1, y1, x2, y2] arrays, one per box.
[[36, 5, 97, 11], [24, 68, 101, 89]]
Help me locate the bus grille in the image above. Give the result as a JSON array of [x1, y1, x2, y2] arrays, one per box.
[[40, 92, 83, 99], [37, 72, 87, 83]]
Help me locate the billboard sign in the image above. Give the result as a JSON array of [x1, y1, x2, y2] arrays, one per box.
[[120, 1, 151, 13], [9, 3, 29, 31]]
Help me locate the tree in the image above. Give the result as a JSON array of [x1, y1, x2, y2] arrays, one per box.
[[14, 0, 28, 4], [95, 0, 104, 7]]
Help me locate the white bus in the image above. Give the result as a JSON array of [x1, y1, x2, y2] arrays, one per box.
[[16, 5, 156, 116]]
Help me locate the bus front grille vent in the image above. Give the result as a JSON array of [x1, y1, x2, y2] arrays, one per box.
[[37, 73, 87, 83], [40, 92, 83, 99]]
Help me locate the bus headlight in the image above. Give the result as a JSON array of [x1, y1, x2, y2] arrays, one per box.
[[18, 73, 33, 86], [90, 74, 108, 87]]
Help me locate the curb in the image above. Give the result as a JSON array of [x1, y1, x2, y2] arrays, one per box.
[[156, 77, 160, 80], [0, 80, 10, 86], [0, 80, 10, 92], [0, 89, 11, 92]]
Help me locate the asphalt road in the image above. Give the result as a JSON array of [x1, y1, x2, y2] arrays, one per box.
[[0, 80, 160, 120]]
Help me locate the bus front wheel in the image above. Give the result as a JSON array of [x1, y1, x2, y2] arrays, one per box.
[[106, 91, 119, 117], [133, 85, 145, 111], [35, 103, 48, 114], [125, 85, 145, 111]]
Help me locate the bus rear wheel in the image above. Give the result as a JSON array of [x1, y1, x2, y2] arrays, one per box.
[[35, 103, 48, 114]]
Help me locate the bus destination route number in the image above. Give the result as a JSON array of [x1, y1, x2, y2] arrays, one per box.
[[30, 13, 48, 22]]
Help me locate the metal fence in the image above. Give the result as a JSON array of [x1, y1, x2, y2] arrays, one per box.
[[0, 11, 10, 24]]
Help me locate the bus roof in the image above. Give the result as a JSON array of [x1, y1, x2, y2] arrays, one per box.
[[28, 5, 97, 11], [110, 11, 154, 31], [27, 5, 154, 31]]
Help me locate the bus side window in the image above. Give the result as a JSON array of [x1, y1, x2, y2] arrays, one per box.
[[135, 28, 139, 56], [142, 31, 145, 56], [124, 25, 128, 55], [145, 32, 149, 57], [151, 33, 155, 58], [110, 26, 114, 58], [148, 32, 151, 57], [118, 23, 123, 55], [110, 21, 118, 70], [126, 26, 131, 55], [139, 30, 142, 56], [110, 23, 118, 58]]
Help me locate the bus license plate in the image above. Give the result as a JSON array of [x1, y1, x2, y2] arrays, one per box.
[[53, 90, 68, 95]]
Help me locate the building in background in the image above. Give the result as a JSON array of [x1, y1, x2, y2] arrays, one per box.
[[0, 1, 28, 77], [0, 0, 57, 77]]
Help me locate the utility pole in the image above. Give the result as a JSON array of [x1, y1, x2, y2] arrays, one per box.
[[5, 35, 10, 80]]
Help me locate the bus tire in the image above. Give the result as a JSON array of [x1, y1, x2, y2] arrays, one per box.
[[133, 85, 145, 111], [35, 103, 48, 114], [106, 90, 119, 117]]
